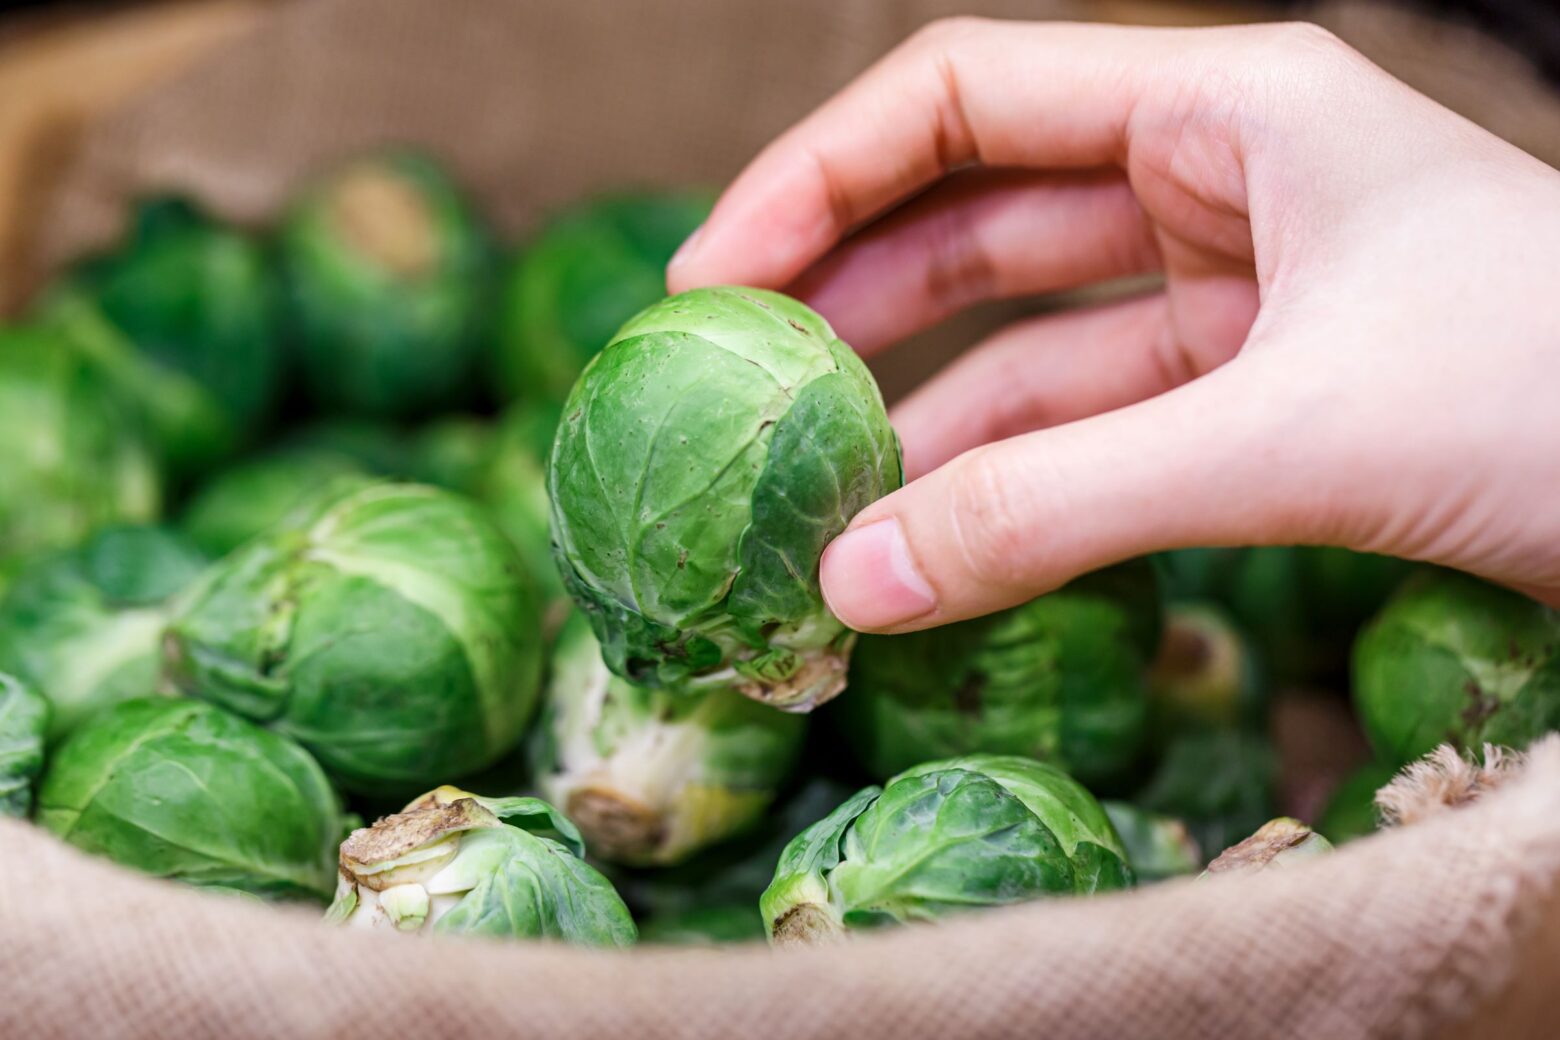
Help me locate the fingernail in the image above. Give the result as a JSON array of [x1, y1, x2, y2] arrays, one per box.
[[667, 222, 704, 271], [821, 518, 937, 630]]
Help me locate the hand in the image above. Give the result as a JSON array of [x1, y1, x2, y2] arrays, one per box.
[[667, 19, 1560, 632]]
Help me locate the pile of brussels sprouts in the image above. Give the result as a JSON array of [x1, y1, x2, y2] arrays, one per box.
[[3, 151, 1557, 952]]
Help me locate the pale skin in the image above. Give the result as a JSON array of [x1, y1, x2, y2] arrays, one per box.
[[667, 19, 1560, 634]]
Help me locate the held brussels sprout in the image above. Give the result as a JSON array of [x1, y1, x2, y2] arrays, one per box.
[[840, 560, 1160, 785], [760, 754, 1131, 946], [0, 325, 161, 581], [0, 672, 48, 817], [550, 287, 903, 711], [180, 449, 369, 556], [1102, 802, 1201, 882], [497, 191, 712, 402], [0, 526, 207, 742], [281, 152, 494, 417], [1135, 730, 1278, 861], [164, 481, 544, 793], [1203, 817, 1333, 878], [1353, 570, 1560, 764], [530, 614, 805, 866], [37, 698, 344, 899], [1317, 761, 1398, 844], [1147, 601, 1266, 735], [1157, 546, 1412, 680], [58, 196, 283, 472], [325, 785, 636, 946]]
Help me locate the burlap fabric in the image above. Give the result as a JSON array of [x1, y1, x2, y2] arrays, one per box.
[[7, 1, 1560, 1036]]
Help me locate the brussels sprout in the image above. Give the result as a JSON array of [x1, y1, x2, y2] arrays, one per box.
[[1317, 761, 1397, 844], [1136, 730, 1277, 861], [34, 286, 234, 480], [281, 152, 494, 417], [0, 672, 48, 817], [840, 560, 1160, 785], [1353, 570, 1560, 765], [1102, 801, 1201, 882], [56, 197, 283, 471], [530, 614, 805, 866], [1203, 817, 1333, 878], [37, 698, 344, 899], [637, 903, 766, 946], [325, 785, 636, 946], [760, 754, 1131, 946], [180, 449, 369, 556], [0, 324, 161, 579], [497, 191, 712, 402], [1158, 547, 1413, 680], [550, 287, 903, 711], [1147, 601, 1266, 735], [164, 480, 544, 793], [0, 526, 207, 742]]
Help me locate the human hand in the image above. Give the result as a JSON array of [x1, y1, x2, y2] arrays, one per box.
[[667, 19, 1560, 632]]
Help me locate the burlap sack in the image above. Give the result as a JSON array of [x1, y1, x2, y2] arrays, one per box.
[[6, 1, 1560, 1036]]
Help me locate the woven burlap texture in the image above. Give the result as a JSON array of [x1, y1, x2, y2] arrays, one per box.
[[12, 1, 1560, 1036], [2, 736, 1557, 1040]]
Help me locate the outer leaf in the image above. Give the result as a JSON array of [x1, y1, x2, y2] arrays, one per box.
[[432, 828, 636, 947], [828, 769, 1074, 924], [759, 785, 880, 937], [37, 698, 343, 899]]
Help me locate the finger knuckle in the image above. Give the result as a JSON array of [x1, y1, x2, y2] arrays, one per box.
[[948, 448, 1037, 588], [1251, 21, 1362, 76]]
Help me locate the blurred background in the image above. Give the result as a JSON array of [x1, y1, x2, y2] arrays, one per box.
[[3, 0, 1559, 402]]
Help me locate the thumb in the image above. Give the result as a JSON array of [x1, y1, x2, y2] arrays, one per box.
[[821, 360, 1312, 632]]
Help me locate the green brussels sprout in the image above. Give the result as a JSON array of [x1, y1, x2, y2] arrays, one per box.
[[550, 287, 903, 711], [164, 480, 544, 793], [497, 190, 712, 402], [58, 196, 283, 472], [1203, 817, 1333, 878], [34, 286, 233, 480], [0, 672, 48, 817], [180, 449, 369, 556], [1317, 761, 1397, 844], [760, 753, 1131, 946], [325, 785, 636, 946], [1157, 546, 1412, 679], [637, 903, 766, 946], [281, 152, 494, 417], [37, 698, 344, 899], [840, 560, 1160, 785], [530, 614, 805, 866], [481, 405, 565, 622], [1353, 569, 1560, 764], [0, 324, 162, 580], [0, 526, 207, 742], [1147, 601, 1266, 735], [1102, 801, 1201, 882], [1135, 730, 1278, 861]]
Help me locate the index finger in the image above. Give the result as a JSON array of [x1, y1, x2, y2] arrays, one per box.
[[666, 19, 1208, 294]]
